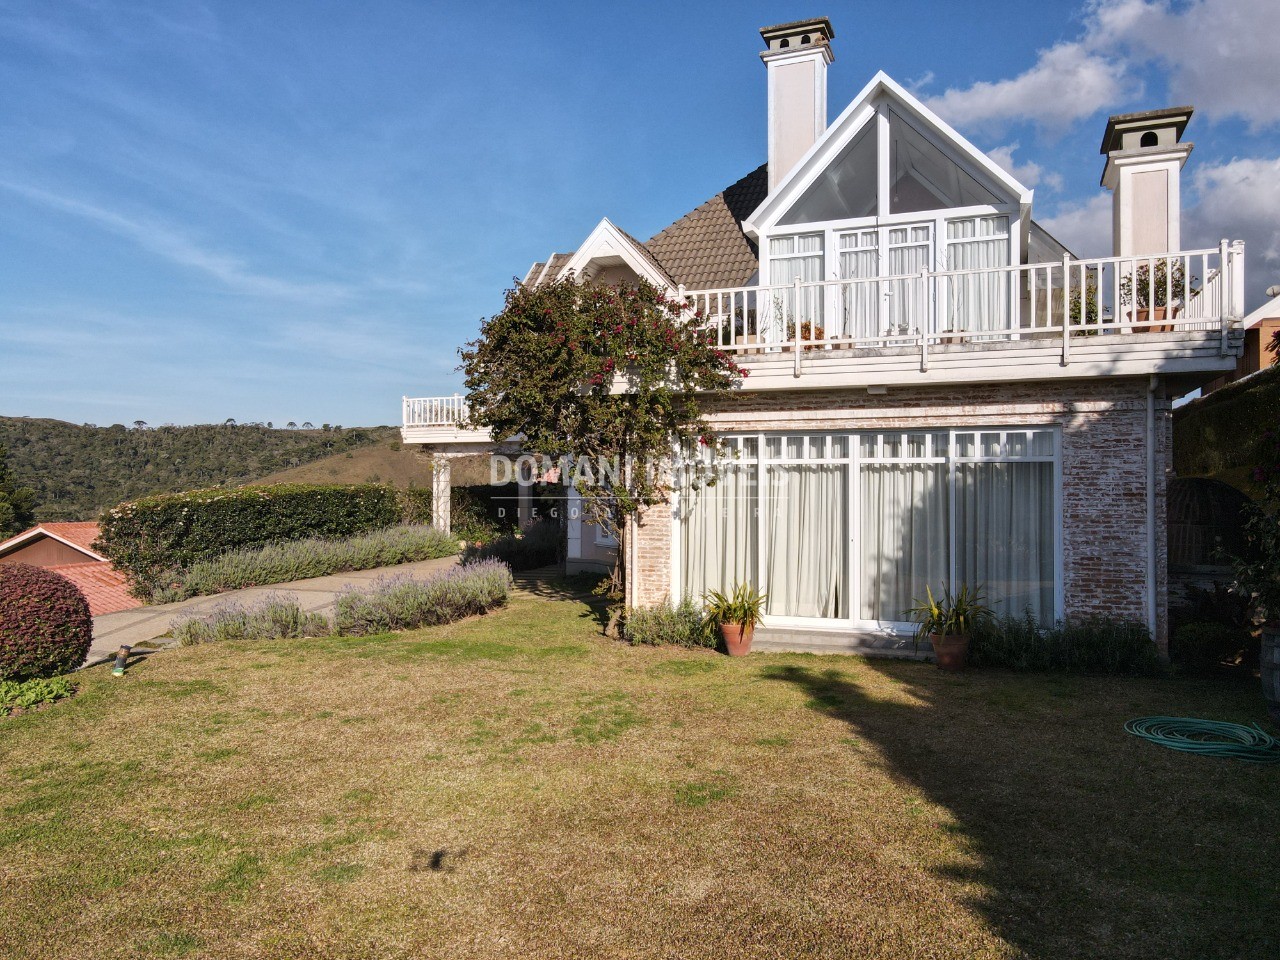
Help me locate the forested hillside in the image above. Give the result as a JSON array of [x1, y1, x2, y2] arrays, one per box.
[[0, 417, 395, 522]]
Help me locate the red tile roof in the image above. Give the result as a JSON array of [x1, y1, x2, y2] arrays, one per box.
[[0, 521, 106, 560], [45, 563, 142, 617]]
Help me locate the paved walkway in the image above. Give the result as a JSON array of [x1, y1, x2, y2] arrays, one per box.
[[86, 555, 461, 666]]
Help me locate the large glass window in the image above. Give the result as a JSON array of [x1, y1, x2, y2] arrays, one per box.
[[945, 216, 1012, 333], [677, 429, 1058, 627], [768, 234, 824, 335], [889, 109, 1002, 213], [778, 123, 878, 225]]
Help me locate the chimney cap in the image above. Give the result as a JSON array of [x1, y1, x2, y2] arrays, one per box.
[[1100, 106, 1193, 154], [760, 17, 835, 50]]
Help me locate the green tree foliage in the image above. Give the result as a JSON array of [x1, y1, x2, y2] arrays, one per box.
[[1234, 430, 1280, 619], [0, 444, 37, 535], [0, 418, 391, 522], [461, 277, 745, 611]]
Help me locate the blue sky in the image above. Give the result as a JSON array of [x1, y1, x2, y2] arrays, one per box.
[[2, 0, 1278, 427]]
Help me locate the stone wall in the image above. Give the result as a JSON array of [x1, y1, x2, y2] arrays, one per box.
[[628, 376, 1172, 651]]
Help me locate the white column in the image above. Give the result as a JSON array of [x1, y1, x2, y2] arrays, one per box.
[[431, 457, 451, 534]]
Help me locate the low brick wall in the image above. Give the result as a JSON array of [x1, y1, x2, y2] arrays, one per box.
[[630, 376, 1170, 650]]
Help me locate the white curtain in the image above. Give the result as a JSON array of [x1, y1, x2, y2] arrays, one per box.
[[765, 463, 848, 618], [839, 246, 880, 339], [680, 463, 758, 602], [860, 463, 949, 622], [884, 232, 931, 335], [946, 217, 1010, 334], [955, 461, 1054, 621], [769, 236, 824, 342]]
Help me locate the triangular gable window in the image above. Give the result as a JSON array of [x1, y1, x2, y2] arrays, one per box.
[[778, 122, 877, 225], [889, 108, 1000, 213]]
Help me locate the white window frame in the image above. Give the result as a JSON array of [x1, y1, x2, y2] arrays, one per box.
[[669, 427, 1063, 634]]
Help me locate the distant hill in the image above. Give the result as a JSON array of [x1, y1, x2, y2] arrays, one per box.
[[256, 442, 495, 488], [0, 417, 397, 522], [1173, 364, 1280, 497]]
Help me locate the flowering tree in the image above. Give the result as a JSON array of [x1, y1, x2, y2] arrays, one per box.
[[461, 277, 746, 617]]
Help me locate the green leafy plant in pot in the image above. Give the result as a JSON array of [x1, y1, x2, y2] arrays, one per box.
[[1118, 258, 1196, 328], [703, 583, 767, 656], [906, 583, 992, 672]]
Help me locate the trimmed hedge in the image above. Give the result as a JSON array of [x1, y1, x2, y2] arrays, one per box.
[[97, 483, 404, 594], [0, 564, 93, 681], [153, 525, 459, 602]]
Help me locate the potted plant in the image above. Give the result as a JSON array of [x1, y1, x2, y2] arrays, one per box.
[[906, 583, 992, 672], [704, 582, 767, 656], [1233, 430, 1280, 724], [785, 319, 826, 351], [1118, 259, 1195, 331]]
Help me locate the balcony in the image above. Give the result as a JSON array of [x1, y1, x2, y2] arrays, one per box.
[[401, 395, 493, 446], [682, 244, 1245, 390]]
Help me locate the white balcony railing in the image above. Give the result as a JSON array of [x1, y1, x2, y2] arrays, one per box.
[[403, 394, 469, 428], [682, 242, 1245, 361]]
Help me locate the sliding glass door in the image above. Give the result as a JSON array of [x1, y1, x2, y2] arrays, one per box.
[[676, 428, 1059, 629]]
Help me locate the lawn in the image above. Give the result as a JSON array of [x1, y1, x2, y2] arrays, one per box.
[[1, 590, 1277, 960]]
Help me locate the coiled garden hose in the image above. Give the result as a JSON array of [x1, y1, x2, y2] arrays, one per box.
[[1124, 717, 1280, 763]]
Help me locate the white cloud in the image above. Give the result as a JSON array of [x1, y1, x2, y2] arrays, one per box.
[[987, 143, 1064, 192], [1039, 194, 1112, 259], [1185, 156, 1280, 300], [926, 41, 1135, 132], [925, 0, 1280, 132]]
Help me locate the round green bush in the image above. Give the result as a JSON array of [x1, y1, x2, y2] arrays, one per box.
[[0, 563, 93, 681]]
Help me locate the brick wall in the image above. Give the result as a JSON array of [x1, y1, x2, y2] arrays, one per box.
[[628, 376, 1172, 651]]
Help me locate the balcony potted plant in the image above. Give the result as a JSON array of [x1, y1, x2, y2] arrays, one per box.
[[732, 311, 761, 355], [1118, 259, 1195, 331], [704, 582, 767, 656], [906, 583, 992, 672], [785, 320, 827, 351]]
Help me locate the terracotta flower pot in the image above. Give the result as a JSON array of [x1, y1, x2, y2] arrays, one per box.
[[929, 633, 970, 672], [1129, 305, 1180, 333], [720, 622, 754, 656]]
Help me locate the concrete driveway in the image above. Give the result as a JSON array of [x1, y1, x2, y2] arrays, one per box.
[[86, 555, 461, 666]]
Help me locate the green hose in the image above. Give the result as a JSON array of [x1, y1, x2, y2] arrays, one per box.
[[1125, 717, 1280, 763]]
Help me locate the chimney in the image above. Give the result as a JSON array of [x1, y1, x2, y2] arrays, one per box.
[[1100, 106, 1194, 256], [760, 18, 835, 193]]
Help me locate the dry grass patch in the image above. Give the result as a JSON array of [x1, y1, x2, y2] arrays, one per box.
[[0, 594, 1276, 959]]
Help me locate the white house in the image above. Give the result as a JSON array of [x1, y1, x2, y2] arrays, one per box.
[[403, 18, 1246, 653]]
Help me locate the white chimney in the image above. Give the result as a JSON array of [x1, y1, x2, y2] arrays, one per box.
[[760, 18, 835, 194], [1100, 106, 1193, 256]]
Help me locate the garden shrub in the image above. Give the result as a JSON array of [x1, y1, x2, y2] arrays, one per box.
[[0, 564, 93, 681], [334, 560, 512, 635], [98, 483, 404, 594], [461, 519, 562, 571], [969, 613, 1163, 675], [1171, 620, 1246, 674], [399, 487, 432, 525], [153, 524, 459, 602], [172, 595, 331, 646], [622, 598, 714, 648], [0, 675, 76, 713]]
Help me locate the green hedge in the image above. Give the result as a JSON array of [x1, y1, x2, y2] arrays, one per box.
[[1174, 364, 1280, 490], [98, 483, 403, 593]]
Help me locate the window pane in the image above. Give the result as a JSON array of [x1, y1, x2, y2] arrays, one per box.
[[831, 436, 849, 458], [680, 463, 759, 602], [955, 461, 1055, 621], [766, 463, 849, 618], [860, 462, 950, 621], [766, 436, 783, 459], [883, 434, 902, 458], [889, 109, 1003, 213], [981, 432, 1002, 457], [956, 433, 975, 457], [1032, 431, 1054, 457], [741, 436, 759, 458], [860, 434, 877, 458], [907, 433, 927, 457], [1006, 432, 1028, 457], [769, 237, 794, 256], [779, 123, 878, 225]]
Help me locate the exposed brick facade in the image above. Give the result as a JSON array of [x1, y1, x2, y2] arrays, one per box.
[[628, 376, 1172, 651]]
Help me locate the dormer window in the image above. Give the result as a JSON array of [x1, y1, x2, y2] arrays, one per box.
[[888, 109, 1002, 212]]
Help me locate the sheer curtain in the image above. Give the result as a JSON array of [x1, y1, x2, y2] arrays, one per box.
[[955, 461, 1054, 621], [765, 462, 848, 618], [946, 217, 1010, 334], [860, 463, 949, 622], [680, 463, 758, 602], [769, 235, 824, 342], [839, 232, 879, 340], [884, 227, 931, 335]]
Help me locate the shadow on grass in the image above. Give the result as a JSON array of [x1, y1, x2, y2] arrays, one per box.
[[511, 567, 612, 634], [758, 661, 1279, 960]]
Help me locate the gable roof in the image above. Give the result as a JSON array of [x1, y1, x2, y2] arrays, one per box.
[[745, 71, 1033, 236], [0, 522, 107, 562], [644, 164, 768, 290], [45, 563, 141, 617]]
